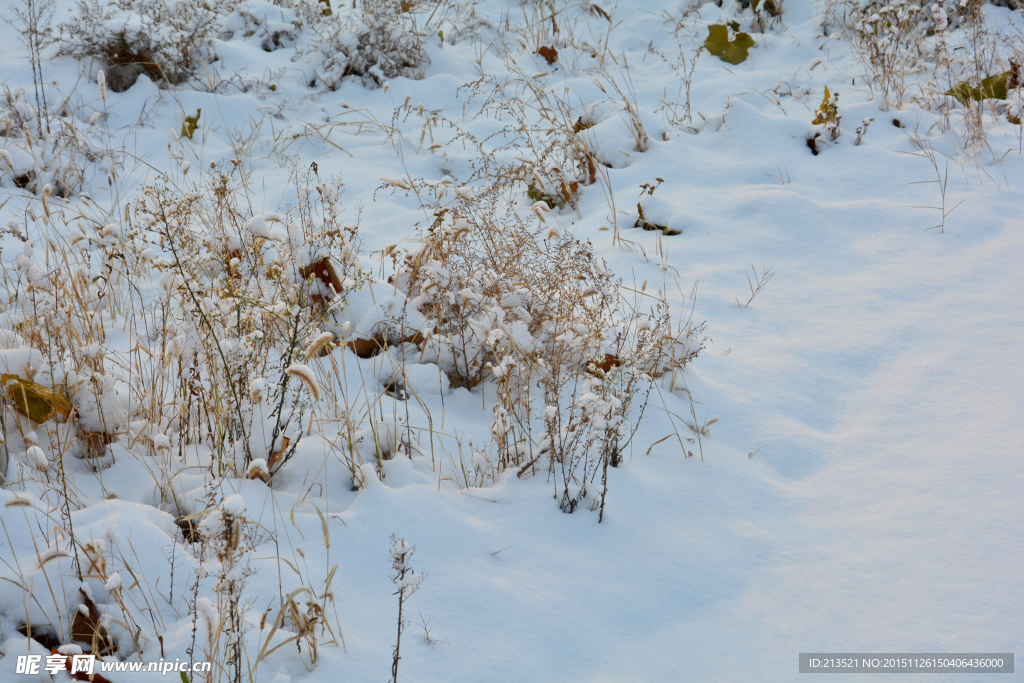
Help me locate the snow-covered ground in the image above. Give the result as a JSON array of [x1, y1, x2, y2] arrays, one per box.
[[0, 0, 1021, 680]]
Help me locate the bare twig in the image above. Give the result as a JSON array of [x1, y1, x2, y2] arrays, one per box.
[[736, 263, 778, 308]]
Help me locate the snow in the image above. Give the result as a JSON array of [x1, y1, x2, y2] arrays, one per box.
[[104, 572, 122, 592], [222, 493, 247, 516], [389, 362, 450, 396], [0, 0, 1022, 679], [25, 445, 48, 471]]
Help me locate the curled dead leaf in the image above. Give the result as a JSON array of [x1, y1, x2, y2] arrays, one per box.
[[2, 374, 73, 423], [347, 331, 427, 359], [71, 588, 115, 656], [300, 256, 344, 307]]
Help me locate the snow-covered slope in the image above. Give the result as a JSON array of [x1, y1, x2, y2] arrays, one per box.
[[0, 0, 1020, 680]]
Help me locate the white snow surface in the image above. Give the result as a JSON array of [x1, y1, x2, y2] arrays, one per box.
[[0, 0, 1021, 680]]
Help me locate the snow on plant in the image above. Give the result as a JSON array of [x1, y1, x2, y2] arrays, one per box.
[[834, 0, 1020, 129], [0, 87, 117, 198], [647, 20, 705, 129], [389, 535, 423, 683], [220, 0, 301, 53], [285, 363, 321, 401], [941, 0, 1021, 149], [384, 177, 522, 386], [810, 86, 843, 153], [0, 484, 176, 662], [459, 75, 598, 209], [0, 221, 134, 461], [0, 151, 369, 485], [842, 0, 928, 108], [131, 164, 367, 475], [194, 493, 261, 683], [534, 274, 702, 517], [430, 0, 494, 48], [296, 0, 429, 91], [58, 0, 226, 90], [382, 137, 703, 514]]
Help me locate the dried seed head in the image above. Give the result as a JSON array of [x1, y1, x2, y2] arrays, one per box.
[[304, 331, 336, 360], [286, 364, 321, 401], [4, 492, 36, 508]]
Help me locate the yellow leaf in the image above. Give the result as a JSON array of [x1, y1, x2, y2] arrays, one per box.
[[2, 375, 73, 423], [181, 109, 201, 140]]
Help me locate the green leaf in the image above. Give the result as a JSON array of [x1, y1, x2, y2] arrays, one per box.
[[704, 25, 756, 65], [945, 71, 1011, 105], [181, 109, 201, 140], [180, 672, 190, 683], [527, 181, 565, 209]]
